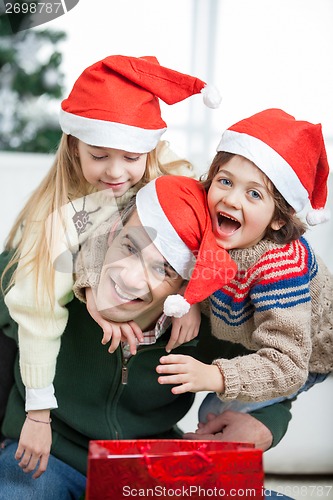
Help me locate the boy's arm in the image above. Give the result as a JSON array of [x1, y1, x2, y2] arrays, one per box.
[[194, 314, 293, 449]]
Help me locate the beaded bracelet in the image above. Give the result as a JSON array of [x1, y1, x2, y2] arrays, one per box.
[[26, 414, 52, 424]]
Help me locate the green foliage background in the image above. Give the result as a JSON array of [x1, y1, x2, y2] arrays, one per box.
[[0, 15, 66, 152]]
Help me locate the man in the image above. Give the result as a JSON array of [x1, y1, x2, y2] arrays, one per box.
[[0, 177, 292, 499]]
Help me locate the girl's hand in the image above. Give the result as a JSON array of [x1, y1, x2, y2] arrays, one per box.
[[156, 354, 224, 395], [15, 410, 52, 479], [165, 303, 201, 353], [85, 287, 143, 354], [101, 320, 143, 355]]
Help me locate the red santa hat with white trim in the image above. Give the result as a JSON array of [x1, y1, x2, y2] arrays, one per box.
[[59, 55, 221, 153], [217, 108, 330, 225], [136, 176, 237, 318]]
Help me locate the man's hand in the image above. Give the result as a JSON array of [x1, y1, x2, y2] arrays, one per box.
[[184, 410, 273, 451]]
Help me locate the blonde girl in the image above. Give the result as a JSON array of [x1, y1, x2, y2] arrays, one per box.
[[1, 54, 220, 478]]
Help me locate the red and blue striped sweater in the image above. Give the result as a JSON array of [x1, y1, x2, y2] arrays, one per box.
[[208, 237, 333, 402]]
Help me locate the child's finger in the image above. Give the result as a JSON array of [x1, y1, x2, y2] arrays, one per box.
[[159, 354, 187, 365], [156, 361, 186, 376], [22, 453, 39, 474], [157, 374, 192, 394], [120, 324, 138, 355], [15, 444, 24, 461], [165, 324, 181, 353], [108, 327, 121, 353], [32, 453, 50, 479], [127, 321, 144, 343], [157, 373, 184, 385], [89, 311, 113, 342], [101, 325, 113, 344]]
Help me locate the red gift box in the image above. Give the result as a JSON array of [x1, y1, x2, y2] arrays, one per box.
[[86, 439, 264, 499]]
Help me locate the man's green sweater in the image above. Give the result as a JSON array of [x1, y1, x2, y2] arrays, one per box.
[[0, 251, 291, 476]]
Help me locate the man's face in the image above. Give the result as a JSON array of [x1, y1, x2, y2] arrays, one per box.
[[96, 210, 184, 330]]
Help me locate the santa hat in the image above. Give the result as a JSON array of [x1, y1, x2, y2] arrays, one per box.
[[59, 55, 221, 153], [136, 176, 237, 318], [217, 108, 330, 225]]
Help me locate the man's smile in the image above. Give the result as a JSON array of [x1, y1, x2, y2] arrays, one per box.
[[114, 282, 140, 302]]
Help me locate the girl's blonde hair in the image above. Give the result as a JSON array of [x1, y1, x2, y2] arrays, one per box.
[[202, 151, 307, 244], [1, 135, 193, 306]]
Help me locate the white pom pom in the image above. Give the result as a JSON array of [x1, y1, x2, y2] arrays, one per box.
[[306, 208, 331, 226], [201, 84, 222, 109], [163, 294, 191, 318]]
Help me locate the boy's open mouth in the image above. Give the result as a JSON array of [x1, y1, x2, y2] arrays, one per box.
[[217, 212, 241, 234]]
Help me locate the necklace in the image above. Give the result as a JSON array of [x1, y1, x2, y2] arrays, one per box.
[[69, 196, 101, 236]]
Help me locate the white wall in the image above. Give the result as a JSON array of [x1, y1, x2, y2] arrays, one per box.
[[0, 152, 53, 250]]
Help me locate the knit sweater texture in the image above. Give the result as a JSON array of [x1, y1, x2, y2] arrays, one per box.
[[209, 237, 333, 403]]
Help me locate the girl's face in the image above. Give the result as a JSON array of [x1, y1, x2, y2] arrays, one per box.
[[77, 141, 147, 197], [207, 155, 281, 250]]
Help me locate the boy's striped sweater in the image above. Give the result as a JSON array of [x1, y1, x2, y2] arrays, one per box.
[[208, 237, 333, 402]]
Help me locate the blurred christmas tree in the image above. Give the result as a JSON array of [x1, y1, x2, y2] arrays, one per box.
[[0, 15, 66, 152]]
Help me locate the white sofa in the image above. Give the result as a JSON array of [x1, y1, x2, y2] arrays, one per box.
[[1, 151, 332, 474]]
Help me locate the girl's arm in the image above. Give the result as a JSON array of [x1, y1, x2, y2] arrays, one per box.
[[4, 254, 73, 394], [4, 254, 70, 479], [4, 191, 137, 477], [4, 193, 129, 402], [15, 409, 52, 479]]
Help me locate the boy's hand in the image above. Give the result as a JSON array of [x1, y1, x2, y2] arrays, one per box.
[[156, 354, 224, 395], [86, 287, 143, 354], [15, 410, 52, 479], [165, 303, 201, 353]]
